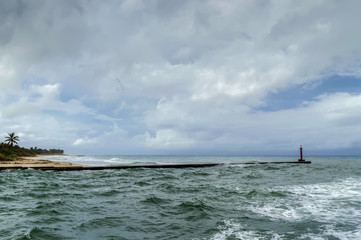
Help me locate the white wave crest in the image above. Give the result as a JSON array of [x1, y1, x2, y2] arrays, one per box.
[[245, 177, 361, 238], [210, 220, 282, 240]]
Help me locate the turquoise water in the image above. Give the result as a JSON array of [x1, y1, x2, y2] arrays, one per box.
[[1, 156, 361, 239]]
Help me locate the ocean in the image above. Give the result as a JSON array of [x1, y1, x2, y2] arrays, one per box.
[[1, 155, 361, 239]]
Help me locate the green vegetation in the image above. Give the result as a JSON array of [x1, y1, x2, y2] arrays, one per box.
[[29, 147, 64, 155], [0, 133, 64, 161], [5, 132, 19, 147]]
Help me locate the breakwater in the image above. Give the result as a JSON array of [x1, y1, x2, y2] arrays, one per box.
[[0, 161, 311, 171]]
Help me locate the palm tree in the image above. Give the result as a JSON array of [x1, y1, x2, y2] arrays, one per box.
[[5, 132, 19, 147]]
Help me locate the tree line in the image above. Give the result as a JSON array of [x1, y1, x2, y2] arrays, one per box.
[[0, 132, 64, 161], [29, 147, 64, 155]]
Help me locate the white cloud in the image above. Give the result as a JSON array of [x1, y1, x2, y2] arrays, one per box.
[[1, 84, 96, 119], [141, 92, 361, 153], [142, 129, 196, 149], [73, 136, 98, 146], [1, 1, 361, 154]]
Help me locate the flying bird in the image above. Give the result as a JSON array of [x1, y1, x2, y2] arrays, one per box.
[[116, 78, 126, 94]]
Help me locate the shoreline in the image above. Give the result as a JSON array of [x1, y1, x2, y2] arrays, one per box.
[[0, 154, 88, 168], [0, 158, 311, 171], [21, 154, 70, 160], [0, 155, 311, 171]]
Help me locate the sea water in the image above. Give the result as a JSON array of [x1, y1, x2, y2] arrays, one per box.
[[1, 156, 361, 239]]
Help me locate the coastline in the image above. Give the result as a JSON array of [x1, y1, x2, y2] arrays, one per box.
[[0, 154, 311, 171], [0, 154, 88, 168]]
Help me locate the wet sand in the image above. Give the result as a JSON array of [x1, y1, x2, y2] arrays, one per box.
[[0, 155, 87, 168]]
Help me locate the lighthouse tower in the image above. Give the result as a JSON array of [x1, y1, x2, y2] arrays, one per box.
[[298, 145, 305, 162]]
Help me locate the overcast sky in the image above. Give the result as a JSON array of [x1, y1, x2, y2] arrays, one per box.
[[1, 0, 361, 155]]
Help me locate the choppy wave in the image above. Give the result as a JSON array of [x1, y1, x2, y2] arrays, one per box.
[[247, 177, 361, 222], [1, 156, 361, 239], [210, 220, 283, 240]]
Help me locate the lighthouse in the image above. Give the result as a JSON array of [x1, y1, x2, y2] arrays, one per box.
[[298, 145, 305, 162]]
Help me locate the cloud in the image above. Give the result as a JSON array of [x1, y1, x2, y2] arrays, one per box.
[[0, 82, 125, 152], [142, 129, 196, 149], [3, 0, 360, 101], [1, 0, 361, 154], [73, 136, 98, 146], [1, 84, 95, 118], [142, 92, 361, 153]]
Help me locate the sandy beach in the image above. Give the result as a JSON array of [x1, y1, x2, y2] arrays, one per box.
[[0, 155, 87, 168]]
